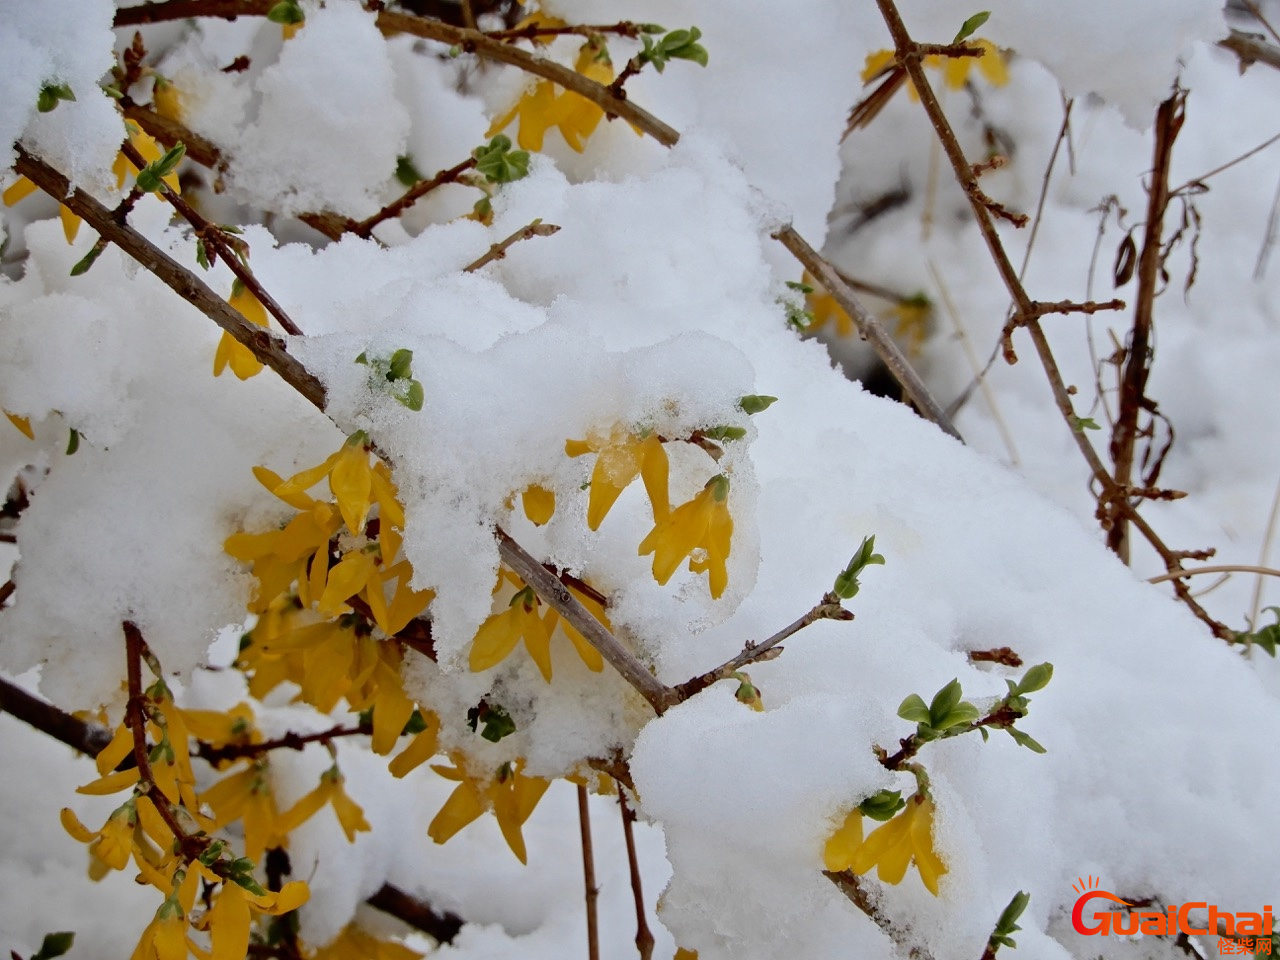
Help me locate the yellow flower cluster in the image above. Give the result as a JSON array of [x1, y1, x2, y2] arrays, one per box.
[[63, 682, 310, 960], [823, 792, 947, 895], [213, 282, 271, 380], [228, 435, 434, 761], [486, 39, 615, 153]]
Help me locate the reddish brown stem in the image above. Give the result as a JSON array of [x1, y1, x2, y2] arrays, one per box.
[[577, 784, 600, 960], [618, 791, 654, 960]]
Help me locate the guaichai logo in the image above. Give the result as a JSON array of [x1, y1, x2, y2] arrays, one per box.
[[1071, 876, 1273, 938]]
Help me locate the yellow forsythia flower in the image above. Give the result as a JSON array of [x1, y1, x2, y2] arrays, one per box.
[[213, 282, 271, 380], [152, 76, 184, 122], [276, 767, 371, 843], [638, 474, 733, 598], [566, 429, 669, 530], [521, 483, 556, 525], [846, 793, 947, 895], [862, 39, 1007, 102], [428, 756, 550, 864], [4, 411, 34, 439], [61, 803, 136, 872], [311, 925, 423, 960], [822, 807, 865, 872], [469, 584, 551, 677], [486, 40, 614, 153]]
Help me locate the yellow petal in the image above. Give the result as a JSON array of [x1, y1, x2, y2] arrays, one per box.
[[521, 484, 556, 525], [2, 176, 38, 206], [427, 782, 484, 846], [639, 435, 670, 522], [60, 807, 97, 843], [848, 807, 912, 876], [318, 550, 377, 615], [330, 443, 373, 535], [96, 722, 135, 775], [208, 883, 251, 960], [276, 779, 333, 837], [329, 778, 371, 842], [59, 204, 81, 244], [4, 412, 34, 439], [370, 658, 415, 756], [823, 808, 865, 872], [469, 606, 523, 673], [521, 606, 554, 682], [77, 767, 141, 795], [388, 720, 439, 778]]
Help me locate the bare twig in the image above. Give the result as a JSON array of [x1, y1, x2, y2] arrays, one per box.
[[14, 147, 325, 409], [1170, 128, 1280, 195], [577, 784, 600, 960], [1108, 91, 1185, 561], [1015, 298, 1126, 321], [123, 102, 223, 169], [673, 594, 851, 702], [463, 218, 560, 272], [351, 156, 479, 240], [618, 791, 654, 960], [365, 883, 464, 945], [195, 721, 371, 765], [873, 0, 1232, 641], [485, 20, 647, 42], [0, 674, 115, 756], [1249, 477, 1280, 630], [1147, 563, 1280, 586], [773, 225, 963, 441]]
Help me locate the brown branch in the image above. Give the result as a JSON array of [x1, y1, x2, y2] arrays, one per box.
[[823, 870, 938, 960], [117, 139, 305, 337], [967, 647, 1022, 667], [14, 146, 326, 409], [365, 883, 464, 944], [123, 621, 210, 861], [1015, 298, 1125, 321], [352, 156, 479, 240], [484, 20, 647, 42], [577, 784, 600, 960], [463, 218, 560, 272], [0, 674, 115, 756], [773, 225, 964, 441], [495, 529, 678, 714], [122, 103, 223, 169], [618, 791, 654, 960], [672, 593, 851, 702], [1147, 563, 1280, 585], [1107, 91, 1184, 562], [195, 721, 371, 765], [1218, 28, 1280, 72], [880, 703, 1028, 771]]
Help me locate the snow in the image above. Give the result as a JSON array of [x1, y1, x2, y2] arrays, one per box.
[[2, 1, 1279, 959]]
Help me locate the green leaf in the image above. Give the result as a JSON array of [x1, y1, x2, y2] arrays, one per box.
[[37, 83, 76, 113], [231, 871, 267, 896], [31, 932, 75, 960], [65, 429, 79, 455], [395, 155, 423, 186], [397, 380, 425, 412], [1070, 416, 1101, 432], [267, 0, 305, 25], [135, 142, 186, 193], [639, 26, 708, 73], [994, 890, 1031, 937], [1013, 662, 1053, 695], [70, 244, 104, 277], [474, 135, 530, 184], [738, 395, 778, 415], [702, 425, 746, 442], [897, 693, 931, 724], [858, 789, 906, 822], [936, 701, 981, 730], [1235, 607, 1280, 657], [640, 23, 666, 33], [195, 239, 210, 270], [785, 280, 814, 294], [388, 348, 414, 381], [402, 710, 428, 735], [928, 678, 964, 727], [1006, 727, 1046, 753], [833, 534, 886, 599], [470, 704, 516, 743], [953, 11, 991, 43]]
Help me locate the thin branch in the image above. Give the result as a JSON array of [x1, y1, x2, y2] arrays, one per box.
[[577, 784, 600, 960], [1243, 0, 1280, 45], [495, 528, 679, 714], [1108, 91, 1184, 561], [773, 225, 964, 441], [1249, 476, 1280, 629], [618, 791, 654, 960], [1170, 128, 1280, 195], [463, 219, 560, 272], [1015, 298, 1126, 321], [123, 621, 209, 860], [823, 870, 937, 960], [672, 594, 851, 702], [484, 20, 647, 41], [117, 139, 305, 337], [352, 156, 479, 240], [123, 102, 223, 169], [13, 146, 326, 410], [195, 721, 371, 765], [1146, 563, 1280, 585]]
